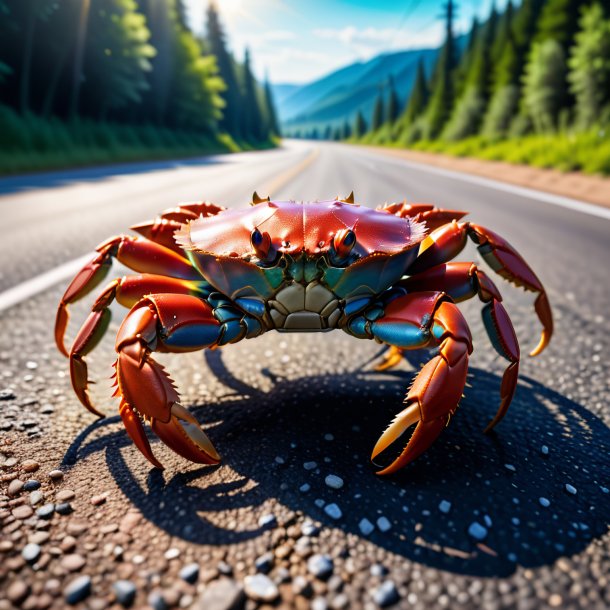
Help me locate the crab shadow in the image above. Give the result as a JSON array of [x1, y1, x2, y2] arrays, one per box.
[[62, 349, 610, 577]]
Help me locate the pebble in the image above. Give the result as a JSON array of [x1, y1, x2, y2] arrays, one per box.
[[324, 433, 334, 441], [60, 536, 77, 552], [7, 580, 30, 604], [113, 580, 137, 607], [26, 360, 38, 370], [0, 388, 16, 400], [307, 554, 334, 579], [325, 474, 344, 489], [468, 522, 488, 541], [244, 573, 279, 602], [274, 456, 285, 464], [8, 479, 24, 496], [61, 554, 86, 572], [370, 564, 388, 577], [56, 489, 75, 502], [254, 552, 274, 574], [565, 483, 577, 495], [22, 542, 42, 563], [304, 461, 318, 470], [299, 483, 311, 493], [22, 460, 39, 473], [358, 518, 375, 536], [541, 445, 549, 455], [56, 502, 73, 515], [324, 503, 342, 520], [258, 514, 277, 528], [301, 520, 320, 536], [48, 470, 64, 481], [90, 494, 107, 506], [179, 563, 200, 584], [0, 540, 14, 552], [164, 547, 180, 560], [29, 490, 43, 505], [196, 579, 244, 610], [373, 580, 400, 607], [13, 504, 34, 519], [376, 516, 392, 532], [292, 575, 314, 597], [438, 500, 452, 514], [64, 575, 92, 605], [36, 504, 55, 519], [331, 593, 350, 609], [539, 497, 551, 507], [23, 479, 41, 491], [504, 464, 516, 472], [147, 591, 168, 610], [312, 597, 329, 610]]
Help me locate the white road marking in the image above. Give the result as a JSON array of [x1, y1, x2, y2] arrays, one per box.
[[0, 254, 92, 313], [358, 148, 610, 221]]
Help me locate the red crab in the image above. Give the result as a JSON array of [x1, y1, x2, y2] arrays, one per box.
[[55, 193, 552, 475]]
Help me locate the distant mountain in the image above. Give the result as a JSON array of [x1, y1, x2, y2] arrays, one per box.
[[271, 39, 466, 134]]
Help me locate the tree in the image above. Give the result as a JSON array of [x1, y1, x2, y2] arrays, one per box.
[[206, 1, 242, 137], [522, 39, 566, 132], [401, 59, 428, 126], [385, 75, 400, 124], [240, 48, 265, 141], [568, 3, 610, 128], [424, 0, 457, 138], [80, 0, 155, 119], [262, 77, 280, 137], [371, 92, 384, 131], [535, 0, 589, 49], [354, 110, 367, 137], [342, 120, 352, 139]]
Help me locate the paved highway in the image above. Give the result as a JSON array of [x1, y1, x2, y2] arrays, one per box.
[[0, 140, 608, 609]]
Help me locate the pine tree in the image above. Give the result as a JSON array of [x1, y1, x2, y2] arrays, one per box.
[[535, 0, 588, 49], [263, 77, 280, 137], [401, 59, 428, 126], [240, 48, 264, 141], [568, 3, 610, 128], [443, 1, 497, 140], [371, 92, 384, 131], [206, 1, 242, 138], [522, 39, 566, 132], [386, 76, 399, 124], [424, 0, 457, 138], [354, 110, 367, 137], [342, 120, 352, 139]]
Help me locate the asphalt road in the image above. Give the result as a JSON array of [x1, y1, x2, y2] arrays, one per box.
[[0, 140, 608, 610]]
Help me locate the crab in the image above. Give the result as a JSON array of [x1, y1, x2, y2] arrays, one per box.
[[55, 193, 553, 475]]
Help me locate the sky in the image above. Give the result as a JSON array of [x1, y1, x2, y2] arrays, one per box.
[[184, 0, 510, 85]]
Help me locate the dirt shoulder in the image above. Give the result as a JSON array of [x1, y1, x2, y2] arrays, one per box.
[[364, 145, 610, 209]]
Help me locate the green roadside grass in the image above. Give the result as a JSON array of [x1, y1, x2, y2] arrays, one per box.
[[357, 129, 610, 176], [0, 106, 277, 176]]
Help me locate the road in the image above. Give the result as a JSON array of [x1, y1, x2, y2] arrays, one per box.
[[0, 140, 608, 609]]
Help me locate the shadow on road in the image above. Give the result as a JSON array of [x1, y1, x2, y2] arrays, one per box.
[[62, 349, 610, 577]]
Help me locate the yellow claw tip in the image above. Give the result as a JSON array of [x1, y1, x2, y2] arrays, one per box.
[[528, 330, 550, 357]]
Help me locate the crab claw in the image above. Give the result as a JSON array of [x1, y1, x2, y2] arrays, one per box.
[[371, 403, 449, 476], [152, 404, 220, 465], [119, 400, 163, 469]]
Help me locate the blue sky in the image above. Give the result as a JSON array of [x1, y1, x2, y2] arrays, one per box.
[[185, 0, 510, 84]]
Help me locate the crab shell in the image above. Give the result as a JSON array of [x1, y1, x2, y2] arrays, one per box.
[[174, 200, 427, 301]]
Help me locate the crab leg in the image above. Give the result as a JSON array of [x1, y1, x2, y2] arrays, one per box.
[[131, 201, 225, 254], [56, 236, 200, 356], [408, 221, 552, 356], [395, 262, 520, 432], [67, 274, 210, 415], [378, 202, 467, 232], [113, 293, 223, 468], [354, 292, 473, 475]]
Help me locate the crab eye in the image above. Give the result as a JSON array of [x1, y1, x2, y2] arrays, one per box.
[[332, 228, 356, 260], [250, 228, 272, 260], [251, 228, 264, 247]]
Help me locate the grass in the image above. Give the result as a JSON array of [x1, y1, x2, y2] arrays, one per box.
[[0, 105, 252, 176], [374, 129, 610, 176]]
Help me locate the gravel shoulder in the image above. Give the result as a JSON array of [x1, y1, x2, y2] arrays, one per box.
[[364, 145, 610, 209]]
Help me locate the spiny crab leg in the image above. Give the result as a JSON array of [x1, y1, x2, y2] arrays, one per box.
[[113, 294, 223, 467], [363, 292, 472, 475], [408, 221, 552, 357], [55, 235, 200, 356]]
